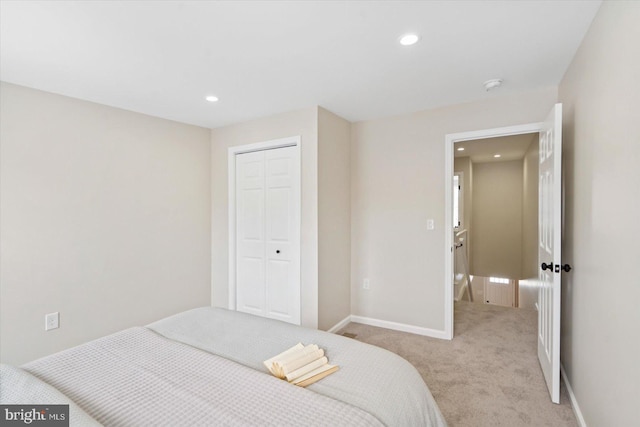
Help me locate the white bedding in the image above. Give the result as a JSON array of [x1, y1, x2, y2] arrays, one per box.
[[19, 327, 382, 427], [149, 307, 446, 427], [2, 307, 447, 426], [0, 364, 101, 426]]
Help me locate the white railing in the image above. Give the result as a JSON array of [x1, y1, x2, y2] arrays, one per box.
[[454, 229, 473, 302]]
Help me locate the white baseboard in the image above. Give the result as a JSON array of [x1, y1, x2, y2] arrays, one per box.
[[350, 315, 449, 340], [561, 363, 587, 427], [326, 313, 449, 340], [326, 315, 352, 334]]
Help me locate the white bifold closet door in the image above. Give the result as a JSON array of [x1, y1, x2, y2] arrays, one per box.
[[235, 146, 300, 325]]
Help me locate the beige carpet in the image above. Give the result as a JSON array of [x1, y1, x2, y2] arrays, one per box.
[[337, 301, 577, 427]]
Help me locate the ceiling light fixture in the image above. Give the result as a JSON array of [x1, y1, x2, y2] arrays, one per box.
[[399, 34, 420, 46], [457, 147, 465, 151], [205, 95, 219, 103], [494, 154, 501, 158], [483, 79, 503, 91]]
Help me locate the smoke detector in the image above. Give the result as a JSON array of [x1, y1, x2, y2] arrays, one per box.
[[483, 79, 503, 91]]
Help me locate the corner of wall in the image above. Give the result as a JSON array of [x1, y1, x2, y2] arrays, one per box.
[[317, 107, 352, 330]]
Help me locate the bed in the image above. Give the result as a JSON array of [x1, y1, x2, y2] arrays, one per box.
[[1, 307, 447, 426]]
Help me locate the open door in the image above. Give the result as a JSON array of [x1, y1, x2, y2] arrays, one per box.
[[537, 103, 563, 403]]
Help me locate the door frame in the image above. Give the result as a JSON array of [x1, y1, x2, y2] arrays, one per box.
[[444, 123, 542, 339], [227, 135, 301, 311]]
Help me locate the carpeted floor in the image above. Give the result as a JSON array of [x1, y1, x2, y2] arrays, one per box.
[[337, 301, 577, 427]]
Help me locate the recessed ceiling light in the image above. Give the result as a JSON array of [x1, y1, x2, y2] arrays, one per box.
[[399, 34, 420, 46], [494, 154, 501, 158], [205, 95, 219, 103], [457, 147, 465, 151]]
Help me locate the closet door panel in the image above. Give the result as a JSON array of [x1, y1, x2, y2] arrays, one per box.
[[265, 146, 300, 324], [236, 151, 266, 317], [235, 145, 300, 325]]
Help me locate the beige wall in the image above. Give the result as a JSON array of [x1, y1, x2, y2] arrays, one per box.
[[317, 108, 351, 330], [0, 83, 212, 365], [559, 2, 640, 425], [351, 87, 557, 330], [521, 135, 539, 279], [210, 108, 319, 328], [471, 160, 523, 279]]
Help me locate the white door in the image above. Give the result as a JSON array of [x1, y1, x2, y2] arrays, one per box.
[[235, 146, 300, 324], [537, 103, 562, 403]]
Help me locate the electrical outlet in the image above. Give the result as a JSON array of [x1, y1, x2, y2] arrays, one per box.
[[45, 312, 59, 331], [363, 278, 370, 290], [427, 219, 435, 230]]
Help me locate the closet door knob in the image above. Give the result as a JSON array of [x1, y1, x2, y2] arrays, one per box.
[[561, 264, 572, 272], [541, 262, 553, 271]]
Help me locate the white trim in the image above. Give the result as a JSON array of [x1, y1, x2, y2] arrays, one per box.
[[326, 315, 352, 334], [444, 123, 543, 340], [444, 134, 453, 340], [227, 136, 302, 312], [453, 171, 464, 230], [561, 364, 587, 427], [350, 315, 449, 340]]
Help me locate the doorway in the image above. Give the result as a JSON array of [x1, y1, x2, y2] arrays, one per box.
[[444, 122, 544, 340], [453, 133, 539, 309], [445, 104, 564, 403]]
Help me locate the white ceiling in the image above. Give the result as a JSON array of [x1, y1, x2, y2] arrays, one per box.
[[454, 134, 537, 163], [0, 1, 601, 129]]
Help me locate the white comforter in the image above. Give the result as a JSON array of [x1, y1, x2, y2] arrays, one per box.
[[149, 307, 446, 426], [2, 307, 447, 426], [17, 327, 382, 426]]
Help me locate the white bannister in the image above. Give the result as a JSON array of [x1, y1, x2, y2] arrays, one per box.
[[454, 229, 473, 302]]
